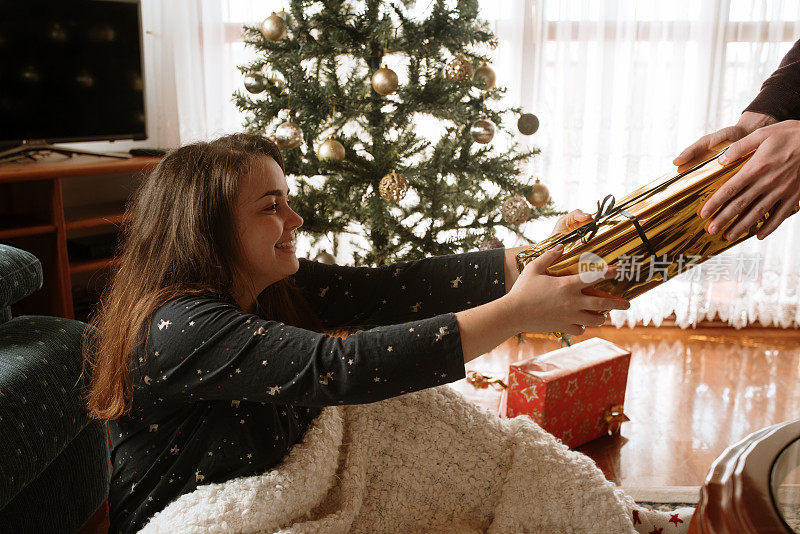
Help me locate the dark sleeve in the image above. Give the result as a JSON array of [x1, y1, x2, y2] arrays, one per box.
[[290, 248, 507, 329], [137, 295, 467, 407], [744, 38, 800, 121]]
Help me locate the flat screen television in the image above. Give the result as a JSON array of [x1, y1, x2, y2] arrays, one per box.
[[0, 0, 146, 149]]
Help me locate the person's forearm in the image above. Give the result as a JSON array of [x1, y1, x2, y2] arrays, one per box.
[[503, 245, 528, 293], [455, 295, 519, 364], [737, 111, 777, 133]]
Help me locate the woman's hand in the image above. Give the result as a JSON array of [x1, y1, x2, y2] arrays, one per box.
[[698, 119, 800, 241], [503, 209, 594, 293], [551, 209, 594, 236], [504, 244, 630, 336]]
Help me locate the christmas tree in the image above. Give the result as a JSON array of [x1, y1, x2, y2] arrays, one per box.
[[235, 0, 561, 266]]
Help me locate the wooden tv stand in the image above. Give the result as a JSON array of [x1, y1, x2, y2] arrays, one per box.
[[0, 154, 161, 321]]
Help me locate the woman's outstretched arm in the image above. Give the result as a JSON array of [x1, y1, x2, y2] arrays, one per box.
[[291, 248, 506, 329]]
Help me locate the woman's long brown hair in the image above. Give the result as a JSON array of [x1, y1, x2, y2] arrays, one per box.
[[82, 133, 323, 421]]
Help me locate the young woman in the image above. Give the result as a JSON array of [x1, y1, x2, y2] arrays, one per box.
[[83, 133, 629, 533]]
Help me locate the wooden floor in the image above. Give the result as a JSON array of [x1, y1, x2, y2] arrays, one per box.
[[448, 325, 800, 487]]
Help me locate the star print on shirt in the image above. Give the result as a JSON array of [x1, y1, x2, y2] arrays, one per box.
[[450, 276, 462, 288], [374, 376, 381, 382], [267, 385, 281, 396], [319, 372, 334, 385], [170, 446, 179, 455], [231, 400, 240, 408], [387, 346, 393, 352], [411, 302, 422, 312], [434, 326, 449, 342], [347, 359, 354, 365], [143, 375, 152, 385], [188, 321, 194, 326], [157, 319, 171, 330], [319, 286, 329, 297]]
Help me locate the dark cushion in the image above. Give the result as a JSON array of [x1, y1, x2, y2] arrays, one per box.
[[0, 244, 43, 312], [0, 419, 110, 531], [0, 316, 106, 512]]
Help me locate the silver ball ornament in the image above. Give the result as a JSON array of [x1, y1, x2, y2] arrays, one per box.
[[244, 73, 267, 94], [275, 121, 303, 149], [470, 118, 495, 144]]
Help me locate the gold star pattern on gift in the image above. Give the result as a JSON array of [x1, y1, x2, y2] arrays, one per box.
[[521, 386, 538, 401], [601, 367, 613, 384], [565, 378, 578, 397]]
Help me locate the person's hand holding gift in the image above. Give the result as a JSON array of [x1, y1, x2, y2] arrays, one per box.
[[503, 209, 595, 292]]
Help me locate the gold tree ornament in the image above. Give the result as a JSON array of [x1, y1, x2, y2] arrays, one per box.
[[502, 195, 532, 225], [473, 62, 496, 90], [317, 136, 345, 162], [371, 65, 399, 95], [260, 12, 287, 41], [275, 121, 303, 149], [379, 170, 409, 203], [243, 73, 266, 94], [445, 56, 473, 80], [518, 113, 540, 135], [479, 235, 504, 250], [470, 117, 495, 144], [526, 178, 550, 208]]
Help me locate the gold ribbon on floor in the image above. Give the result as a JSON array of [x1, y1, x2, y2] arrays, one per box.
[[466, 370, 508, 390], [515, 142, 800, 342], [602, 404, 630, 435]]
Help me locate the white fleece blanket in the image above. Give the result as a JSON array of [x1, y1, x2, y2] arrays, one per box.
[[139, 385, 694, 534]]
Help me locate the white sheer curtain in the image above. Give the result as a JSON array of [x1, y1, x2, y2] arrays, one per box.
[[140, 0, 800, 328], [482, 0, 800, 329]]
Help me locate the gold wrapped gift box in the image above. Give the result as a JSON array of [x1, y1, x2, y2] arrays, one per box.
[[515, 142, 799, 303]]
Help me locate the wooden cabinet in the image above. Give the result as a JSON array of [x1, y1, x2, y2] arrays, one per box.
[[0, 155, 161, 322]]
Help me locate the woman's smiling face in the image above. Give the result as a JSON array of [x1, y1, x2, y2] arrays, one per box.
[[231, 154, 304, 312]]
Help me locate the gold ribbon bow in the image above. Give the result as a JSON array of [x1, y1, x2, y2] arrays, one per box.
[[602, 404, 630, 435], [466, 370, 508, 391]]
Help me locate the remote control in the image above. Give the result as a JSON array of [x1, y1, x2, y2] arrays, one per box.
[[129, 147, 168, 157]]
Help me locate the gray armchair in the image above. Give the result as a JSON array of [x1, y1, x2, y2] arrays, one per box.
[[0, 244, 110, 532]]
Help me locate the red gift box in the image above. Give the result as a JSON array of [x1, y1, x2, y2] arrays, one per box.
[[498, 337, 631, 448]]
